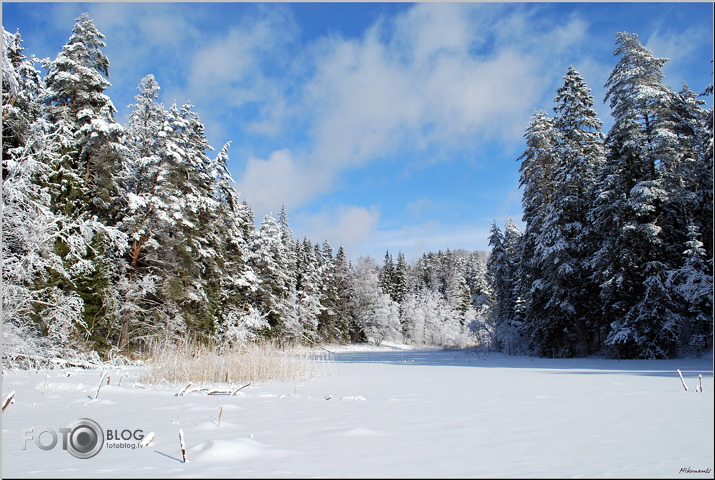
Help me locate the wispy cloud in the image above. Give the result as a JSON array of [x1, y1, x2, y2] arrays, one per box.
[[358, 222, 495, 263], [237, 149, 330, 217], [224, 3, 601, 252], [645, 25, 714, 90], [293, 204, 381, 255]]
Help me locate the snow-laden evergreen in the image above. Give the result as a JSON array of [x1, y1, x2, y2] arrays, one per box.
[[487, 219, 524, 354], [493, 32, 713, 359], [526, 66, 606, 357]]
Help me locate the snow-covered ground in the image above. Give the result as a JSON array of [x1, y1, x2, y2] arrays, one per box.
[[2, 346, 713, 478]]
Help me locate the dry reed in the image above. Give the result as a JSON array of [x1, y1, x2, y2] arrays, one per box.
[[139, 340, 333, 386]]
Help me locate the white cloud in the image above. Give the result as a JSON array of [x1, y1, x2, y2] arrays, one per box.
[[293, 205, 381, 255], [300, 3, 589, 176], [227, 3, 598, 255], [359, 222, 495, 263], [236, 149, 332, 218]]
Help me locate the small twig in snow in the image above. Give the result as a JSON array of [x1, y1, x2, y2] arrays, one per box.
[[177, 383, 193, 396], [232, 383, 251, 396], [677, 369, 689, 392], [140, 432, 155, 448], [2, 391, 16, 413], [179, 428, 187, 463], [95, 371, 109, 399], [207, 388, 233, 395]]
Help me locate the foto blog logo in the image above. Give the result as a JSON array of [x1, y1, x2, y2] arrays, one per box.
[[22, 418, 104, 459]]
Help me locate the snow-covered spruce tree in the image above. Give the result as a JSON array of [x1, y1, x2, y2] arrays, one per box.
[[317, 243, 353, 343], [463, 251, 492, 313], [379, 251, 396, 300], [512, 110, 557, 352], [331, 246, 355, 344], [393, 252, 409, 304], [664, 83, 713, 263], [269, 207, 308, 342], [249, 213, 294, 340], [591, 32, 683, 358], [654, 82, 713, 356], [2, 29, 96, 365], [208, 143, 264, 346], [527, 66, 606, 357], [666, 226, 713, 356], [692, 82, 713, 259], [293, 238, 322, 342], [412, 252, 435, 293], [442, 250, 473, 324], [487, 220, 523, 353], [40, 13, 128, 353]]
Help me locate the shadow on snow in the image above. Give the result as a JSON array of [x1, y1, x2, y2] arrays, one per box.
[[329, 348, 714, 379]]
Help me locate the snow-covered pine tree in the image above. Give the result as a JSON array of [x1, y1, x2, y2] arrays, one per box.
[[487, 220, 523, 353], [2, 29, 93, 364], [294, 238, 322, 342], [114, 74, 171, 348], [528, 66, 606, 357], [592, 32, 683, 358], [318, 243, 353, 343], [666, 226, 713, 356], [512, 110, 557, 352], [208, 142, 264, 345], [148, 101, 222, 339], [40, 13, 128, 352], [2, 29, 42, 162], [249, 213, 295, 340], [379, 251, 396, 300], [393, 252, 409, 304]]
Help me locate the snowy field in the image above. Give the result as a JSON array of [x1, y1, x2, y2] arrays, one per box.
[[2, 346, 713, 479]]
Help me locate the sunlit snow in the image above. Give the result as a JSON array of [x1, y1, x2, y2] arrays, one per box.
[[2, 346, 713, 478]]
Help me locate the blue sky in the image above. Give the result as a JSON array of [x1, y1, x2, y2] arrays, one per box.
[[2, 2, 713, 262]]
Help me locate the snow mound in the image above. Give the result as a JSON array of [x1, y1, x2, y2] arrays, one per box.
[[189, 438, 288, 463]]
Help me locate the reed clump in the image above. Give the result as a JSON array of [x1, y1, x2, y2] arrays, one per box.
[[139, 340, 333, 386]]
